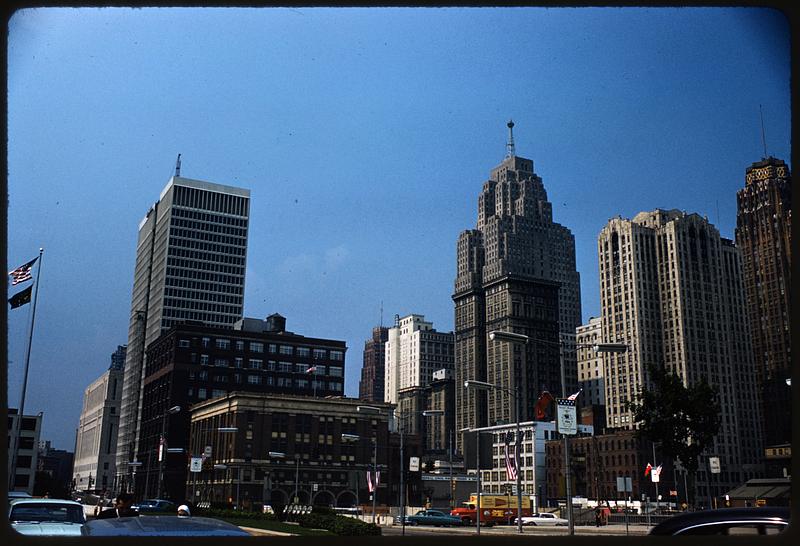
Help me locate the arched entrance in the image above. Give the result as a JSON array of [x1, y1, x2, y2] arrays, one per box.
[[269, 489, 288, 505], [336, 490, 357, 508], [312, 490, 335, 507]]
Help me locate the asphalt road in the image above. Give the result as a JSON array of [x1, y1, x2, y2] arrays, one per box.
[[382, 523, 651, 536]]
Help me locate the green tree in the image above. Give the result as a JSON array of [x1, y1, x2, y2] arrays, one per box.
[[626, 363, 721, 503]]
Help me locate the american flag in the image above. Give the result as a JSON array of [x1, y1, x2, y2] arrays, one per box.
[[306, 366, 317, 374], [159, 435, 167, 462], [567, 389, 583, 401], [366, 470, 380, 492], [504, 432, 518, 481], [8, 257, 38, 285]]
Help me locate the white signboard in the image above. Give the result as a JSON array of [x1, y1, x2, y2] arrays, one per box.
[[204, 446, 212, 456], [190, 457, 203, 473], [409, 456, 420, 472], [556, 399, 577, 435], [616, 476, 632, 493], [313, 483, 319, 492], [709, 457, 721, 474]]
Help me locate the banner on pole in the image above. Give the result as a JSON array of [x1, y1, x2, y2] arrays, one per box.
[[556, 399, 577, 435]]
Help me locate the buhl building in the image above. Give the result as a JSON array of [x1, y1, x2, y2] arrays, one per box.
[[187, 392, 396, 511], [133, 314, 347, 502]]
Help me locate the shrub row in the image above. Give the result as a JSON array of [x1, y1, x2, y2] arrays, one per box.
[[195, 507, 278, 522], [296, 511, 381, 536]]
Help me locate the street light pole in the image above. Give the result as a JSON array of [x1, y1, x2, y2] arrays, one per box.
[[294, 454, 301, 504], [558, 336, 575, 536], [399, 413, 405, 536], [157, 405, 181, 500]]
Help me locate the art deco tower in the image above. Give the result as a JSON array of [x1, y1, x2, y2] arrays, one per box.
[[736, 157, 791, 451], [359, 326, 389, 402], [598, 210, 763, 501], [453, 122, 581, 449], [115, 167, 250, 489]]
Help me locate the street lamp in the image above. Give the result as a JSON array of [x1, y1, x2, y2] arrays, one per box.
[[190, 426, 237, 507], [157, 405, 181, 500], [465, 378, 524, 534], [356, 405, 384, 525], [268, 451, 301, 506], [342, 431, 378, 524], [488, 330, 529, 534], [422, 410, 451, 510]]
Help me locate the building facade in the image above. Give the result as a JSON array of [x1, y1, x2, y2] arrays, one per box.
[[471, 420, 593, 511], [136, 315, 347, 501], [735, 157, 792, 455], [116, 174, 250, 489], [73, 355, 124, 493], [187, 392, 393, 510], [359, 326, 389, 402], [597, 209, 764, 502], [384, 314, 454, 405], [576, 317, 604, 407], [37, 441, 75, 497], [545, 430, 677, 508], [453, 122, 580, 449], [8, 409, 42, 494]]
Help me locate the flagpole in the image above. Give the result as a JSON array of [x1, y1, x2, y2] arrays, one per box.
[[8, 248, 44, 491]]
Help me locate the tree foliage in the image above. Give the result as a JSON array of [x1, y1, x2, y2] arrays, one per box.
[[626, 362, 721, 474]]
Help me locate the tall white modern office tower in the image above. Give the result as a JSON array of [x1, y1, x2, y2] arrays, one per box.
[[114, 171, 250, 490], [597, 209, 763, 503], [384, 314, 454, 405]]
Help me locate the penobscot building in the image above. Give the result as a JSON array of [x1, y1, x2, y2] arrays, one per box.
[[597, 209, 764, 503], [453, 122, 581, 450], [115, 169, 250, 491]]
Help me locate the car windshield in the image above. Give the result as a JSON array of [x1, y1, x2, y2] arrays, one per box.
[[10, 503, 85, 524]]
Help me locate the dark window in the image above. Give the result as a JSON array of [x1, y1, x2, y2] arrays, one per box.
[[21, 418, 37, 431], [14, 474, 30, 487]]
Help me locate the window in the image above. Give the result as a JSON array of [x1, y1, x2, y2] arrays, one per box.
[[296, 379, 309, 388], [247, 375, 262, 385], [234, 358, 243, 368], [278, 361, 293, 372], [329, 366, 343, 377], [295, 363, 308, 373], [214, 358, 228, 367], [178, 339, 191, 348], [235, 340, 245, 351], [250, 359, 263, 370], [330, 350, 343, 361], [202, 337, 210, 348], [200, 354, 209, 366], [313, 349, 326, 359], [297, 347, 310, 357], [199, 371, 208, 380], [268, 344, 277, 353], [279, 345, 293, 355], [216, 339, 230, 349], [198, 388, 207, 399], [250, 342, 264, 353]]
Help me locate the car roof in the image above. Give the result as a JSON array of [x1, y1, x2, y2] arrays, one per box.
[[650, 507, 791, 535], [10, 498, 84, 506], [82, 515, 251, 536]]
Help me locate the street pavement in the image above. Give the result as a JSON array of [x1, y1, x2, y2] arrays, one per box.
[[383, 523, 651, 536]]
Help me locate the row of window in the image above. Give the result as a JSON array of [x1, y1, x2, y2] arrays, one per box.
[[188, 379, 343, 398], [181, 338, 343, 360]]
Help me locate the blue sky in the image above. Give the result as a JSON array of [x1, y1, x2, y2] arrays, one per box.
[[7, 7, 791, 450]]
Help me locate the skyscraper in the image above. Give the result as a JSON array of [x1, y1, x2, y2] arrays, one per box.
[[359, 326, 389, 402], [598, 209, 763, 501], [735, 157, 791, 453], [453, 122, 581, 448], [384, 314, 454, 405], [115, 173, 250, 489]]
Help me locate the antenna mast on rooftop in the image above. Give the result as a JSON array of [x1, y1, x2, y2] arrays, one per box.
[[759, 105, 768, 159], [506, 120, 516, 158], [175, 154, 182, 177]]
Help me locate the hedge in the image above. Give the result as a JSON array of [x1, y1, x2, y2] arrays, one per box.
[[297, 512, 381, 536]]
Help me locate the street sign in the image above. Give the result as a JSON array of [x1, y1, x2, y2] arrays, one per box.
[[616, 476, 632, 493], [204, 446, 212, 456], [709, 457, 721, 474], [409, 456, 420, 472], [313, 483, 319, 492], [556, 399, 577, 435], [190, 457, 203, 473]]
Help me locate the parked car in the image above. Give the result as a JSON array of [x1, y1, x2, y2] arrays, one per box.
[[399, 509, 463, 527], [515, 512, 569, 526], [9, 498, 87, 536], [82, 515, 252, 536], [131, 499, 177, 513], [649, 507, 790, 536]]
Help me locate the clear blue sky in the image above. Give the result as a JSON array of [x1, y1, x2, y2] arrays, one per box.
[[7, 7, 791, 450]]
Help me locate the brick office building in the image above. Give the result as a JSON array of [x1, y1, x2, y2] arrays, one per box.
[[135, 314, 347, 501]]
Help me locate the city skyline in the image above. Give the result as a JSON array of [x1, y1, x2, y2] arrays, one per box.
[[6, 7, 791, 450]]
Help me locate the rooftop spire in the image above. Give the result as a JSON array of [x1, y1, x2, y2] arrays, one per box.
[[175, 153, 182, 177], [759, 105, 768, 159], [506, 119, 515, 158]]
